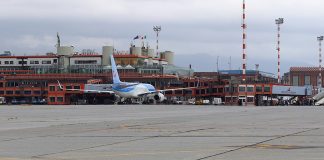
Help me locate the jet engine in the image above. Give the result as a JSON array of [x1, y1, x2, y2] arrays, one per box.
[[154, 93, 165, 102]]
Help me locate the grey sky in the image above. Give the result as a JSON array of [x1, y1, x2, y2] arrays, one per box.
[[0, 0, 323, 73]]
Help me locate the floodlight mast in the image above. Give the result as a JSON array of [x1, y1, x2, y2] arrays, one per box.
[[318, 36, 324, 93], [242, 0, 248, 106], [275, 18, 284, 84], [153, 26, 162, 58], [242, 0, 247, 82]]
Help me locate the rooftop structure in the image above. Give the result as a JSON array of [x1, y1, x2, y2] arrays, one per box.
[[0, 44, 183, 75]]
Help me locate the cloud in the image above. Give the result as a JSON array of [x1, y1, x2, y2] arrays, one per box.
[[1, 35, 56, 54], [19, 35, 55, 49], [0, 0, 323, 73]]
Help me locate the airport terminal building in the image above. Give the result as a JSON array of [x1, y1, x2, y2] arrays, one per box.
[[0, 43, 312, 105]]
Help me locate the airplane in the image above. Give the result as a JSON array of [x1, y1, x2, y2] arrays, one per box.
[[58, 55, 195, 103]]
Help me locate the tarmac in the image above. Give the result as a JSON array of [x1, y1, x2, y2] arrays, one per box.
[[0, 105, 323, 160]]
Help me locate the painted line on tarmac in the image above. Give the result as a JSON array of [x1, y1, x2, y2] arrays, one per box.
[[31, 126, 219, 158], [56, 135, 278, 138], [0, 121, 171, 143], [195, 128, 320, 160]]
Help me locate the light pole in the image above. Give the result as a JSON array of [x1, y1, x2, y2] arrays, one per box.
[[153, 26, 162, 58], [242, 0, 247, 82], [242, 0, 247, 106], [318, 36, 323, 93], [275, 18, 284, 84]]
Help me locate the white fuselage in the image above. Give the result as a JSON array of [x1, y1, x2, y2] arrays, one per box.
[[112, 83, 154, 98]]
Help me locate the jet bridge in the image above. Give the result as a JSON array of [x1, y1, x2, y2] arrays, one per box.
[[272, 85, 312, 96], [84, 84, 113, 93]]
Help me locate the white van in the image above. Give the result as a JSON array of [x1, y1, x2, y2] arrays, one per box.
[[0, 97, 6, 104], [202, 99, 210, 105], [212, 98, 223, 105]]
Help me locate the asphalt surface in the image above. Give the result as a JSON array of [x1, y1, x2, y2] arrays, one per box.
[[0, 105, 323, 160]]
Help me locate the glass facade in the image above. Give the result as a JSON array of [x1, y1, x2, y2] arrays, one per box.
[[247, 86, 254, 92], [304, 76, 311, 85], [239, 86, 246, 92], [293, 76, 299, 86]]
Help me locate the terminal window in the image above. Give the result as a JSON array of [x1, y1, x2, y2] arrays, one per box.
[[293, 76, 299, 86], [42, 60, 51, 64], [165, 90, 172, 95], [247, 97, 254, 103], [304, 76, 311, 85], [256, 86, 262, 92], [6, 91, 13, 95], [66, 86, 72, 90], [264, 86, 270, 92], [49, 86, 55, 91], [175, 90, 182, 94], [74, 86, 81, 90], [57, 97, 64, 102], [49, 97, 55, 102], [30, 61, 39, 64], [185, 90, 192, 95], [6, 82, 18, 87], [18, 61, 27, 64], [239, 86, 246, 92], [225, 86, 230, 93], [247, 87, 254, 92], [24, 91, 31, 95], [75, 60, 97, 64], [5, 61, 14, 64], [33, 91, 41, 95]]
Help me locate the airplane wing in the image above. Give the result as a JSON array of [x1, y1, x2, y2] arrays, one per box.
[[82, 90, 114, 94], [137, 87, 197, 97], [158, 87, 197, 92], [57, 81, 114, 94]]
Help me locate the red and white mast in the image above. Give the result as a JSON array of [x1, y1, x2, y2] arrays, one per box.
[[318, 36, 323, 92], [153, 26, 161, 58], [242, 0, 247, 82], [275, 18, 284, 84]]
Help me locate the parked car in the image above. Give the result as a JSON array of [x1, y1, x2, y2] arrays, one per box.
[[11, 99, 27, 105], [32, 99, 47, 105]]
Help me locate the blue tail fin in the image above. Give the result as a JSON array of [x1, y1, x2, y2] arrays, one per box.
[[110, 55, 121, 84]]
